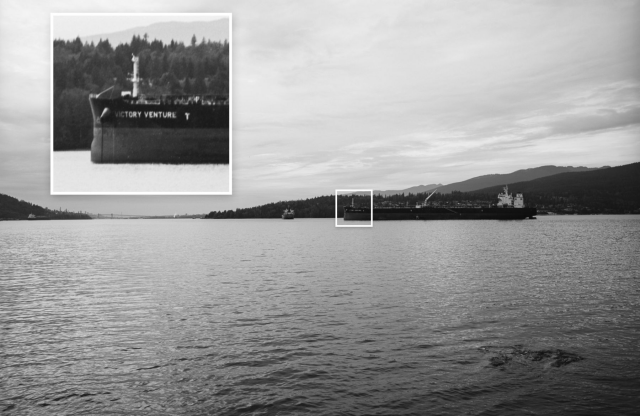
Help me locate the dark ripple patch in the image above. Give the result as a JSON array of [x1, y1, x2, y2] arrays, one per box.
[[175, 344, 213, 349], [223, 358, 282, 368], [414, 343, 436, 349], [136, 364, 163, 371], [230, 397, 299, 415], [294, 333, 340, 342], [34, 391, 113, 409], [479, 345, 584, 368]]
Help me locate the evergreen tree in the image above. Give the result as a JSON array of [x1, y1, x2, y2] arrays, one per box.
[[183, 78, 192, 94]]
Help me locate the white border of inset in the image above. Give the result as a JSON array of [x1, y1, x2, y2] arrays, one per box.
[[50, 13, 232, 195], [335, 189, 373, 228]]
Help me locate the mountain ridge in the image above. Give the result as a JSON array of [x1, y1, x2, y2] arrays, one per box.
[[374, 165, 606, 196], [469, 162, 638, 196], [79, 19, 229, 46]]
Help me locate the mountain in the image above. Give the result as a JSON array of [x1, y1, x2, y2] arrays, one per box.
[[81, 19, 229, 46], [436, 165, 605, 193], [0, 194, 91, 220], [470, 163, 637, 195], [202, 162, 639, 218], [377, 166, 605, 196], [468, 162, 639, 212], [374, 184, 442, 196]]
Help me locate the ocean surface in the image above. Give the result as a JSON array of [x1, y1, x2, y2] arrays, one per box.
[[1, 216, 639, 415], [52, 151, 229, 193]]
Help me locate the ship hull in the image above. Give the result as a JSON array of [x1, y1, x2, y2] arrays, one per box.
[[89, 97, 229, 164], [344, 207, 537, 220]]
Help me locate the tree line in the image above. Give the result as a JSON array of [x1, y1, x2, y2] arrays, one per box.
[[53, 34, 230, 150], [205, 195, 372, 219], [0, 194, 91, 220], [205, 175, 640, 219]]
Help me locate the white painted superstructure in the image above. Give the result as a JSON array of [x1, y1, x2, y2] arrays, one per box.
[[497, 185, 512, 207], [497, 185, 525, 208], [130, 55, 140, 98], [514, 193, 524, 208]]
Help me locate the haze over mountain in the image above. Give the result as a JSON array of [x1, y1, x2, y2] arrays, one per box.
[[80, 19, 229, 46], [375, 166, 606, 196]]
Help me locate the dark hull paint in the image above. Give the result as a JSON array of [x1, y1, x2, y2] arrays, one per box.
[[344, 207, 537, 220], [89, 97, 229, 164], [91, 127, 228, 164]]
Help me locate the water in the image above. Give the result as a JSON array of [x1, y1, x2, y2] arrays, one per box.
[[1, 216, 639, 415], [52, 151, 230, 193]]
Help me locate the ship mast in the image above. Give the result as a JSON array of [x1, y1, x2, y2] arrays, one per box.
[[130, 55, 140, 98]]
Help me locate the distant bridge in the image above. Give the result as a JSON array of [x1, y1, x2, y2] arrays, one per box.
[[88, 213, 204, 219], [89, 213, 148, 219]]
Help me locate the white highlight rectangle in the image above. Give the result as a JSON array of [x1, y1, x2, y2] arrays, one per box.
[[335, 189, 373, 227], [50, 13, 232, 195]]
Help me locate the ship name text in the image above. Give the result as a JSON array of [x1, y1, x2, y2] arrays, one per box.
[[114, 111, 181, 119]]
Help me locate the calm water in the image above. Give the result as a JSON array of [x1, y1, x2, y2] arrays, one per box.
[[1, 217, 639, 415], [52, 151, 229, 193]]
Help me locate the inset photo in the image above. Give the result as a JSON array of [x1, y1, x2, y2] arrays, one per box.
[[50, 13, 231, 194], [335, 189, 373, 227]]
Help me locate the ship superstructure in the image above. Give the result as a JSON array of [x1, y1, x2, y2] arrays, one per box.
[[496, 185, 524, 208]]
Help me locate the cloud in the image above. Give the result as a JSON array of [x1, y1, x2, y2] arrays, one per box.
[[551, 106, 640, 135]]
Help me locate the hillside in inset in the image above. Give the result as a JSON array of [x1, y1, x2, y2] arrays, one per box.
[[81, 19, 229, 46]]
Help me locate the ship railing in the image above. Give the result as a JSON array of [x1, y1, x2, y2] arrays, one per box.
[[125, 95, 229, 106]]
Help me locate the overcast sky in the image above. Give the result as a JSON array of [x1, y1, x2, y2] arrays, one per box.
[[1, 0, 638, 215], [53, 14, 227, 40]]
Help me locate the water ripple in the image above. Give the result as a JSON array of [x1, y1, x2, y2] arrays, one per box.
[[1, 217, 639, 415]]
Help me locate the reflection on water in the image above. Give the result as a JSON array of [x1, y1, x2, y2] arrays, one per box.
[[52, 151, 229, 193], [1, 217, 639, 415]]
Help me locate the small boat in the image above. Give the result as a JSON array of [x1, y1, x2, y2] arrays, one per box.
[[282, 207, 294, 220], [27, 214, 50, 221]]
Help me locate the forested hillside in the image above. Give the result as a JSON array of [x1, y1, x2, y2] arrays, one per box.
[[205, 162, 640, 218], [53, 34, 229, 150], [468, 162, 640, 214], [0, 194, 91, 220], [205, 195, 372, 219]]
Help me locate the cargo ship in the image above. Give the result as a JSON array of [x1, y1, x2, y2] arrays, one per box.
[[89, 55, 229, 164], [282, 207, 295, 219], [344, 186, 537, 220]]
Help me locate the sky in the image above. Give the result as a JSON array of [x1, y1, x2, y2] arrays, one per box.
[[53, 14, 228, 40], [1, 0, 639, 215]]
